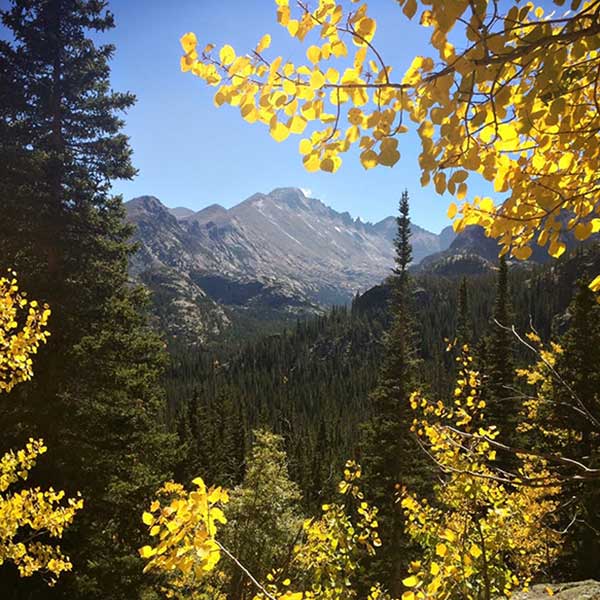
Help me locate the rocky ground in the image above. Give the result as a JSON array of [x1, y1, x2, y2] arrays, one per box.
[[513, 580, 600, 599]]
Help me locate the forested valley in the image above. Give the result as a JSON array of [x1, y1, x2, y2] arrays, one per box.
[[2, 1, 600, 599]]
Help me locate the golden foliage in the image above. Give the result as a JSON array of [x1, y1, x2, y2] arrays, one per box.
[[140, 463, 390, 600], [0, 270, 50, 393], [180, 0, 600, 287], [0, 272, 82, 584], [400, 345, 562, 599], [0, 439, 83, 583], [139, 478, 229, 595]]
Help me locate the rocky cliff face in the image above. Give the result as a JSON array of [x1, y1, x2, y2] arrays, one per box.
[[125, 188, 454, 342]]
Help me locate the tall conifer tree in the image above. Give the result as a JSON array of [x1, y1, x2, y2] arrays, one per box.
[[484, 255, 515, 432], [457, 277, 471, 344], [554, 282, 600, 578], [360, 190, 427, 593], [0, 2, 176, 597]]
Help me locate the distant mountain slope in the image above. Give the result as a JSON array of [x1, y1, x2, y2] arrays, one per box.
[[125, 188, 455, 343], [417, 212, 600, 277], [169, 206, 195, 219], [417, 225, 563, 276]]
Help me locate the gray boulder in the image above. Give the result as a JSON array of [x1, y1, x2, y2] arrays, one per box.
[[513, 580, 600, 600]]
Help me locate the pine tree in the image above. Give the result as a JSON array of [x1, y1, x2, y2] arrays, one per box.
[[221, 430, 303, 600], [554, 282, 600, 578], [484, 256, 515, 433], [457, 276, 471, 344], [359, 190, 428, 594], [0, 2, 176, 597], [174, 389, 203, 483]]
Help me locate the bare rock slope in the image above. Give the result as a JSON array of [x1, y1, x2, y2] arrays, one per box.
[[125, 187, 454, 342]]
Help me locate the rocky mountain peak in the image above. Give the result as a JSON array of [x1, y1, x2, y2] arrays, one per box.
[[124, 187, 460, 341], [169, 206, 195, 220], [125, 195, 167, 217], [186, 203, 229, 225], [269, 187, 310, 207]]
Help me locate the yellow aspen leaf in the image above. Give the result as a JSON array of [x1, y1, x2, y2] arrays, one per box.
[[325, 67, 339, 84], [213, 90, 226, 107], [320, 156, 341, 173], [436, 542, 447, 557], [180, 54, 196, 73], [256, 34, 271, 53], [512, 246, 532, 260], [346, 125, 360, 143], [299, 138, 313, 155], [469, 544, 483, 558], [430, 561, 440, 575], [354, 46, 368, 70], [309, 70, 326, 89], [139, 545, 155, 558], [479, 197, 494, 213], [360, 149, 378, 169], [447, 202, 458, 219], [434, 172, 446, 195], [354, 17, 376, 45], [548, 240, 566, 259], [378, 137, 400, 167], [306, 45, 321, 64], [303, 153, 321, 172], [589, 274, 600, 292], [289, 115, 307, 134], [558, 153, 572, 171], [402, 593, 416, 600], [420, 10, 433, 26], [241, 104, 259, 123], [282, 79, 297, 96], [219, 44, 235, 65], [403, 0, 418, 19], [574, 221, 593, 241], [270, 120, 290, 142], [180, 32, 197, 54], [442, 528, 456, 542], [277, 5, 290, 25], [142, 512, 155, 526], [402, 575, 419, 587], [331, 40, 348, 58]]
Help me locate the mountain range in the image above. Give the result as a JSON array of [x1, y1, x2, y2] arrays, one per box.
[[125, 187, 457, 343]]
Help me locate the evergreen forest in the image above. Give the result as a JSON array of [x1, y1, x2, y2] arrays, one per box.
[[1, 1, 600, 599]]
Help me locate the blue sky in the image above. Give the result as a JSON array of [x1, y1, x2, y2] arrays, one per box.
[[0, 0, 511, 232], [100, 0, 475, 232]]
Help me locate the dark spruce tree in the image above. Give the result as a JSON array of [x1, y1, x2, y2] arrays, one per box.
[[359, 190, 429, 594], [553, 281, 600, 579], [483, 255, 516, 436], [457, 276, 471, 345], [0, 2, 176, 598]]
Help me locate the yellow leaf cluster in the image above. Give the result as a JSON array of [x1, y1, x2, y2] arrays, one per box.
[[141, 460, 391, 599], [0, 438, 83, 584], [0, 274, 82, 585], [0, 270, 50, 393], [139, 477, 229, 589], [180, 0, 600, 290], [402, 344, 562, 598], [180, 2, 403, 174]]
